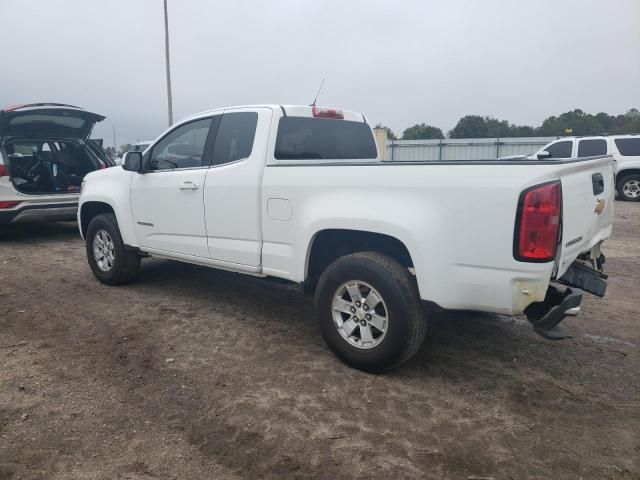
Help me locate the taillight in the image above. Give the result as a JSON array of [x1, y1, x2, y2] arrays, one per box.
[[0, 201, 21, 209], [312, 106, 344, 119], [0, 165, 8, 177], [514, 181, 562, 262]]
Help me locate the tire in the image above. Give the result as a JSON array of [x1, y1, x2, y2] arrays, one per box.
[[314, 252, 427, 373], [616, 174, 640, 202], [86, 213, 140, 285]]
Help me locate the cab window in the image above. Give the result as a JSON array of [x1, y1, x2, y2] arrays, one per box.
[[211, 112, 258, 166]]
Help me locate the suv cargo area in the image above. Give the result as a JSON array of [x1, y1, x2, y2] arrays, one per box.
[[5, 138, 104, 194], [0, 103, 109, 225]]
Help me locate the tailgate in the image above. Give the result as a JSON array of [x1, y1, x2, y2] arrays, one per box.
[[555, 156, 615, 277]]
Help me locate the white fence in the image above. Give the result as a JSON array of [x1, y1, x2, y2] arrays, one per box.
[[384, 137, 557, 161]]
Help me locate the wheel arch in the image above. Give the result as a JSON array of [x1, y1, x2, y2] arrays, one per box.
[[304, 228, 416, 294], [617, 168, 640, 180], [79, 201, 115, 239]]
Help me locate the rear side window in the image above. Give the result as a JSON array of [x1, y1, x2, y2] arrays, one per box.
[[614, 138, 640, 156], [545, 141, 573, 159], [577, 139, 607, 157], [275, 117, 377, 160], [211, 112, 258, 166]]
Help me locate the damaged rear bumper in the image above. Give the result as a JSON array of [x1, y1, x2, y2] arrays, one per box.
[[524, 259, 607, 340]]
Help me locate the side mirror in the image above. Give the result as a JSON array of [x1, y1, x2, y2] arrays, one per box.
[[122, 151, 143, 172], [537, 150, 551, 159]]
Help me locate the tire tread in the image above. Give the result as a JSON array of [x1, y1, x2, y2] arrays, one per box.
[[315, 251, 427, 372]]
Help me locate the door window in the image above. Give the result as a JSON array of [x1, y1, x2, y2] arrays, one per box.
[[211, 112, 258, 166], [545, 141, 573, 158], [577, 139, 607, 157], [148, 118, 212, 171]]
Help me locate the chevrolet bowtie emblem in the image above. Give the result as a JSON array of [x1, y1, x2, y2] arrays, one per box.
[[594, 198, 605, 215]]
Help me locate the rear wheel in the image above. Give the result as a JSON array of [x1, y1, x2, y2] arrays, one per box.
[[314, 252, 426, 373], [616, 174, 640, 202], [86, 213, 140, 285]]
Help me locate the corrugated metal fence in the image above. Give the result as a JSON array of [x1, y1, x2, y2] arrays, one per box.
[[384, 137, 557, 161]]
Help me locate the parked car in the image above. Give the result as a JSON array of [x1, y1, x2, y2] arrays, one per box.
[[79, 105, 614, 372], [115, 141, 153, 166], [531, 135, 640, 201], [0, 103, 110, 224]]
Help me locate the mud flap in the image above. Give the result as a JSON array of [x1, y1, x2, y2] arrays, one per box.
[[525, 286, 583, 340]]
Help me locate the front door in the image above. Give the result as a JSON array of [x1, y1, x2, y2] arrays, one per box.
[[131, 117, 216, 258]]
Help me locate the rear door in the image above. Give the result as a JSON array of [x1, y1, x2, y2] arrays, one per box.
[[203, 108, 270, 268], [555, 157, 615, 276], [0, 104, 105, 140]]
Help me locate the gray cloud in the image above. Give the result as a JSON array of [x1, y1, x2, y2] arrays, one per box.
[[1, 0, 639, 146]]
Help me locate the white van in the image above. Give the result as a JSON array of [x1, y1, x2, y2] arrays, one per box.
[[533, 135, 640, 201]]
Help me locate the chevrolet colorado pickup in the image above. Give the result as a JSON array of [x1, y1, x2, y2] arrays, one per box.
[[78, 105, 615, 372]]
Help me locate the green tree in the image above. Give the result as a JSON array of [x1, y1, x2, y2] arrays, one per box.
[[536, 109, 601, 136], [449, 115, 537, 138], [374, 123, 397, 140], [448, 115, 489, 138], [402, 123, 444, 140]]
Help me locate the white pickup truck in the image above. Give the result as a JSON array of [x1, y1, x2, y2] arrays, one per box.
[[78, 105, 615, 372]]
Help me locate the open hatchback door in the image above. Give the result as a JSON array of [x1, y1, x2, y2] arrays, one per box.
[[0, 103, 105, 141]]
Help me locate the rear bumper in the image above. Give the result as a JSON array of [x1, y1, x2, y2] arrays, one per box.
[[0, 202, 78, 224], [524, 260, 607, 340], [525, 286, 583, 339]]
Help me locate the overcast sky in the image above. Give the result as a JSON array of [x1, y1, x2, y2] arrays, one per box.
[[1, 0, 639, 146]]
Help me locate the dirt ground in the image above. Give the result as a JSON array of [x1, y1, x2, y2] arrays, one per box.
[[0, 203, 638, 480]]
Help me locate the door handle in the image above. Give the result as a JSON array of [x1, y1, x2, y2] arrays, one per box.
[[179, 181, 199, 190]]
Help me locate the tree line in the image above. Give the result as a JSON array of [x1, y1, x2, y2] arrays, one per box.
[[377, 108, 640, 140]]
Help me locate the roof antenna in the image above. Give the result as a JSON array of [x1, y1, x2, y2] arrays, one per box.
[[311, 79, 325, 106]]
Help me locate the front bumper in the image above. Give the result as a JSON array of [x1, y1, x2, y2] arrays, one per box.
[[0, 202, 78, 224]]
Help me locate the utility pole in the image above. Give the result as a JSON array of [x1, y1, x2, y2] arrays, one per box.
[[163, 0, 174, 126], [112, 123, 117, 152]]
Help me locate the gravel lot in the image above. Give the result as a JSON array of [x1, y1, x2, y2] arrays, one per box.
[[1, 202, 638, 480]]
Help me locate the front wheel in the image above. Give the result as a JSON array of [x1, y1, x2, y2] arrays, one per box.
[[314, 252, 427, 373], [617, 174, 640, 202], [86, 213, 140, 285]]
